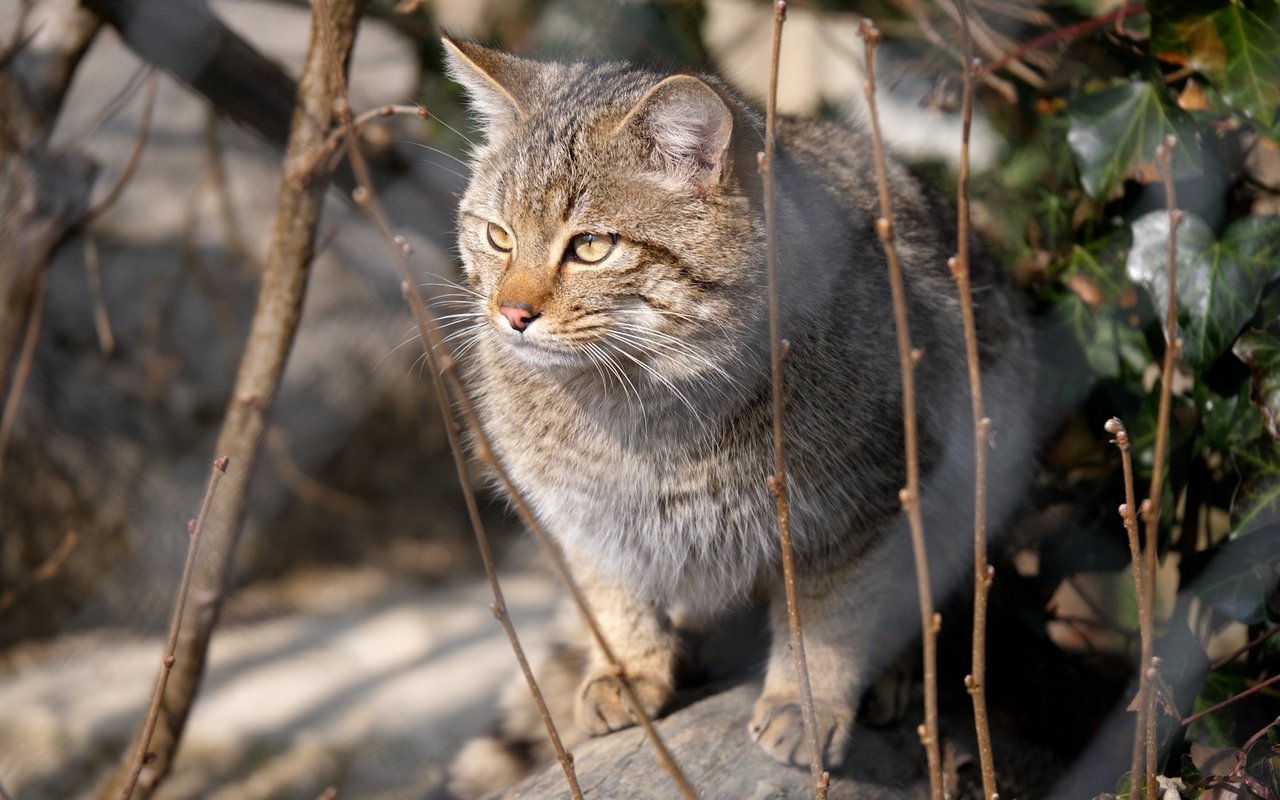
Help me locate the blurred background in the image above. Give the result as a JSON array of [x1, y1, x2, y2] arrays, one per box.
[[1, 0, 1277, 797]]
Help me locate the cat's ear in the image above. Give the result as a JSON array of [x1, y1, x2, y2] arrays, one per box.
[[618, 75, 734, 193], [441, 34, 536, 129]]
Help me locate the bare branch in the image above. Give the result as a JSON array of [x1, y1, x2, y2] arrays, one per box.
[[757, 3, 827, 796], [858, 18, 944, 800], [950, 2, 998, 796], [333, 95, 697, 799], [1138, 136, 1182, 800], [118, 457, 228, 800], [0, 264, 46, 486], [87, 69, 158, 221], [1105, 416, 1148, 789], [0, 530, 79, 618], [83, 236, 116, 355]]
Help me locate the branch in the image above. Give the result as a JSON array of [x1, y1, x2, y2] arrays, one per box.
[[1138, 136, 1182, 800], [950, 2, 998, 797], [99, 2, 366, 796], [858, 18, 943, 800], [757, 3, 828, 797], [117, 457, 228, 800], [86, 69, 158, 221], [1105, 416, 1148, 790], [0, 530, 79, 618]]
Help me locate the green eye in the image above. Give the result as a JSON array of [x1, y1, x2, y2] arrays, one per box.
[[486, 222, 513, 252], [569, 232, 617, 264]]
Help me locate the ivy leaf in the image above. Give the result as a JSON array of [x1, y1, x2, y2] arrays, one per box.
[[1126, 213, 1280, 371], [1195, 468, 1280, 624], [1188, 670, 1254, 746], [1234, 328, 1280, 442], [1067, 80, 1203, 200], [1214, 0, 1280, 134], [1197, 384, 1264, 453]]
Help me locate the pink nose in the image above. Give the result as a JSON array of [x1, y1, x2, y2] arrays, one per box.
[[499, 302, 540, 333]]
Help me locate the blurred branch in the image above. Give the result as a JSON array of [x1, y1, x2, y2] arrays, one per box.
[[86, 69, 158, 221], [98, 1, 367, 796], [0, 1, 100, 459], [0, 263, 45, 486], [0, 530, 79, 618]]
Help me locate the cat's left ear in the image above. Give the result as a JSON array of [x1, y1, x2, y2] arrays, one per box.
[[617, 75, 734, 193], [441, 34, 537, 130]]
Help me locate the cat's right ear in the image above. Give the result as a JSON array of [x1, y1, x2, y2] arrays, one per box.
[[441, 34, 535, 130], [617, 75, 735, 194]]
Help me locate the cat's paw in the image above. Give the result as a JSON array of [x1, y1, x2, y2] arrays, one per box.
[[748, 693, 853, 767], [575, 668, 671, 735]]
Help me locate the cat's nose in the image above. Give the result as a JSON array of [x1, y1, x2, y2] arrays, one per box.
[[499, 302, 541, 333]]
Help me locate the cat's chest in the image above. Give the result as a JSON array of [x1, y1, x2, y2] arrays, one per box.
[[481, 373, 773, 553]]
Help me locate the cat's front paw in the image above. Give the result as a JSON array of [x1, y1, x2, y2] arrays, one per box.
[[575, 668, 671, 735], [748, 692, 853, 767]]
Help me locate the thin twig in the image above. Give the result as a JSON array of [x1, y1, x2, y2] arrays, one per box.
[[1180, 672, 1280, 728], [1105, 416, 1148, 788], [758, 3, 827, 797], [328, 85, 696, 791], [1211, 626, 1280, 670], [950, 2, 997, 796], [310, 13, 591, 796], [1139, 135, 1182, 800], [83, 236, 115, 355], [933, 0, 1045, 86], [0, 264, 46, 487], [264, 427, 369, 518], [859, 18, 944, 800], [981, 2, 1145, 78], [87, 69, 158, 221], [289, 102, 428, 183], [0, 530, 79, 617], [119, 456, 228, 800], [204, 111, 249, 268], [890, 0, 1017, 102]]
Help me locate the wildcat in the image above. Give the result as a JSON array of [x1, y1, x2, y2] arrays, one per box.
[[441, 34, 1033, 796]]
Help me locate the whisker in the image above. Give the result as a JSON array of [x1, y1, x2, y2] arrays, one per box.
[[604, 341, 699, 418], [400, 140, 472, 169]]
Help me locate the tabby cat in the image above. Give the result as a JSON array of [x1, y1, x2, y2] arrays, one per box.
[[441, 35, 1033, 796]]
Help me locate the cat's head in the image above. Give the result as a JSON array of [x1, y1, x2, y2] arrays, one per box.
[[443, 37, 763, 385]]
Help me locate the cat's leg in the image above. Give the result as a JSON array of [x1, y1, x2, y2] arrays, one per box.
[[748, 535, 921, 769], [571, 563, 679, 736], [748, 570, 866, 767]]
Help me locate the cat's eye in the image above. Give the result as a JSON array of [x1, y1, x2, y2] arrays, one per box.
[[569, 232, 617, 264], [486, 222, 514, 252]]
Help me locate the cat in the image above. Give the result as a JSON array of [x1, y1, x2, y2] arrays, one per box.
[[440, 34, 1034, 796]]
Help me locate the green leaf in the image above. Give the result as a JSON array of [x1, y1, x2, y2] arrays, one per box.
[[1234, 328, 1280, 442], [1188, 670, 1253, 746], [1067, 80, 1203, 200], [1126, 213, 1280, 371], [1197, 384, 1265, 453], [1214, 0, 1280, 134]]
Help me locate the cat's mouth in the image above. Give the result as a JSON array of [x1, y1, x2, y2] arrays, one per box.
[[498, 333, 591, 369]]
